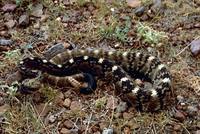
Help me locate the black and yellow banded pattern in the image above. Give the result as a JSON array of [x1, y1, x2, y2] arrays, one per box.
[[19, 48, 171, 111]]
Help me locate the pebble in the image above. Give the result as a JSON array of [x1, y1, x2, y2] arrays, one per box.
[[151, 0, 162, 12], [40, 15, 49, 22], [195, 130, 200, 134], [0, 104, 9, 115], [123, 126, 131, 133], [5, 20, 15, 29], [173, 110, 186, 122], [173, 124, 182, 131], [1, 4, 16, 12], [0, 97, 4, 106], [99, 122, 108, 130], [134, 6, 145, 16], [48, 114, 57, 123], [60, 128, 78, 134], [63, 98, 71, 108], [190, 39, 200, 56], [123, 112, 133, 120], [187, 105, 198, 117], [0, 31, 9, 37], [6, 71, 22, 85], [60, 128, 69, 134], [176, 95, 184, 103], [18, 14, 29, 27], [70, 101, 82, 111], [54, 92, 64, 106], [33, 21, 40, 29], [102, 128, 113, 134], [0, 39, 13, 46], [35, 103, 50, 117], [116, 102, 128, 113], [31, 4, 43, 17], [106, 97, 118, 110], [63, 120, 74, 129], [126, 0, 141, 8]]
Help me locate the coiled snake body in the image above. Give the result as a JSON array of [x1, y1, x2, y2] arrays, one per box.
[[19, 48, 172, 111]]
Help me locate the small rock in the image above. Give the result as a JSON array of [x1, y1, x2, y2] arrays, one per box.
[[114, 112, 122, 118], [102, 128, 113, 134], [0, 39, 13, 46], [123, 126, 131, 133], [0, 104, 9, 114], [173, 110, 186, 122], [63, 98, 71, 108], [5, 20, 15, 29], [60, 128, 78, 134], [176, 95, 184, 103], [93, 131, 101, 134], [54, 92, 64, 106], [83, 11, 91, 18], [195, 130, 200, 134], [31, 4, 43, 17], [0, 31, 9, 37], [0, 97, 4, 106], [151, 0, 162, 12], [35, 103, 50, 117], [106, 97, 118, 110], [63, 0, 70, 5], [56, 17, 61, 22], [173, 124, 182, 131], [70, 101, 82, 111], [33, 21, 40, 29], [126, 0, 141, 8], [62, 15, 70, 23], [40, 15, 49, 22], [114, 43, 120, 48], [187, 105, 198, 117], [134, 6, 145, 16], [6, 71, 22, 85], [99, 122, 108, 130], [4, 13, 14, 20], [116, 102, 128, 113], [127, 120, 140, 130], [48, 115, 57, 123], [18, 14, 29, 27], [63, 120, 74, 129], [1, 4, 16, 12], [60, 128, 69, 134], [123, 112, 133, 120], [190, 39, 200, 56]]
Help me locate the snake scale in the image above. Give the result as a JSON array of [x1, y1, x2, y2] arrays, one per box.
[[19, 48, 172, 111]]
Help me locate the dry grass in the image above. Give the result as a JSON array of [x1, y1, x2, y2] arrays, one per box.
[[0, 0, 200, 133]]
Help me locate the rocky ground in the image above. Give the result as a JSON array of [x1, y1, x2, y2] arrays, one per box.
[[0, 0, 200, 134]]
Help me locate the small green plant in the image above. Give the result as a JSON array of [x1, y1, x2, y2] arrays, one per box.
[[0, 49, 21, 68], [95, 97, 107, 109], [99, 16, 131, 42], [40, 86, 57, 101], [76, 0, 90, 6], [0, 82, 19, 96], [114, 16, 131, 42], [136, 22, 168, 46], [15, 0, 22, 6]]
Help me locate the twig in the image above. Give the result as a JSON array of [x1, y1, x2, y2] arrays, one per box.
[[175, 36, 200, 57], [85, 113, 93, 134]]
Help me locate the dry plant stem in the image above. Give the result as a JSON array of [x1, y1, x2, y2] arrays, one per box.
[[175, 36, 200, 57], [84, 113, 93, 134], [32, 102, 51, 134]]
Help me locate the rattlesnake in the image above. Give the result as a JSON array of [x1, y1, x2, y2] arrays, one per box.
[[19, 48, 172, 111]]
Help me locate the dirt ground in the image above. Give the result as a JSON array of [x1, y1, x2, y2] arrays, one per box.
[[0, 0, 200, 134]]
